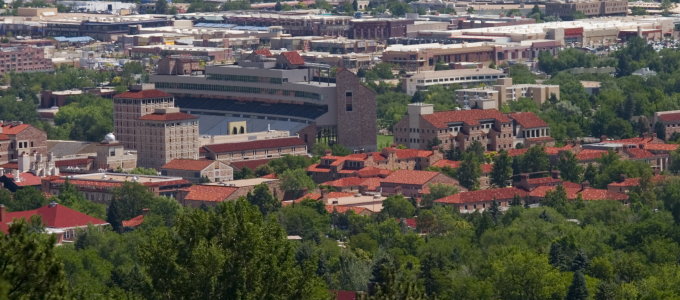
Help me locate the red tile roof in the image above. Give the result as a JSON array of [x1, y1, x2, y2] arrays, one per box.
[[422, 109, 511, 128], [644, 143, 679, 151], [575, 149, 608, 161], [0, 123, 29, 135], [307, 163, 331, 173], [657, 112, 680, 122], [432, 159, 461, 169], [230, 159, 271, 171], [382, 147, 433, 159], [509, 112, 548, 128], [203, 137, 305, 153], [625, 148, 656, 159], [322, 177, 365, 187], [4, 172, 43, 187], [525, 136, 555, 142], [253, 49, 273, 57], [529, 185, 628, 201], [607, 175, 665, 187], [114, 89, 171, 99], [181, 185, 238, 202], [2, 204, 107, 232], [481, 163, 493, 174], [325, 205, 369, 215], [138, 112, 197, 121], [436, 187, 527, 204], [161, 159, 215, 171], [280, 51, 305, 65], [506, 148, 529, 157], [600, 137, 661, 145], [356, 166, 391, 178], [381, 170, 442, 185], [121, 214, 144, 228], [545, 145, 575, 155], [526, 177, 562, 185]]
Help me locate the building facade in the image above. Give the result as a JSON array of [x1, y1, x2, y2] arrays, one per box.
[[0, 45, 53, 76], [136, 107, 199, 169], [113, 86, 175, 151], [545, 0, 628, 19], [161, 159, 233, 183]]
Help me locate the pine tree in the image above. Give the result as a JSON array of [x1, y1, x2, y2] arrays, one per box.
[[491, 150, 513, 187], [457, 152, 482, 190], [566, 271, 588, 300], [274, 0, 282, 11]]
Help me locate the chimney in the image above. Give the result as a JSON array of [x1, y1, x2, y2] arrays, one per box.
[[600, 135, 607, 142], [141, 208, 150, 216], [580, 180, 590, 191], [639, 143, 645, 149], [551, 170, 561, 179], [0, 204, 5, 223]]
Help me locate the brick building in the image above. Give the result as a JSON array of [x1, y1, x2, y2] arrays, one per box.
[[0, 122, 48, 165], [456, 77, 560, 110], [201, 137, 307, 164], [93, 133, 137, 171], [379, 169, 461, 198], [113, 86, 175, 150], [393, 104, 519, 152], [508, 112, 555, 148], [654, 110, 680, 140], [136, 107, 199, 169], [0, 45, 53, 76], [350, 19, 414, 40], [161, 159, 233, 183], [41, 173, 191, 204], [545, 0, 628, 19]]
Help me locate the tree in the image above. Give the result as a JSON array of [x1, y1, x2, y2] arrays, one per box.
[[543, 185, 567, 213], [508, 64, 537, 84], [246, 183, 279, 215], [352, 0, 358, 11], [274, 0, 282, 11], [0, 218, 68, 300], [154, 0, 168, 14], [139, 199, 328, 299], [457, 152, 482, 190], [492, 251, 567, 300], [280, 169, 316, 198], [105, 182, 181, 231], [54, 180, 106, 219], [267, 155, 316, 175], [491, 150, 513, 187], [421, 183, 458, 208], [566, 271, 588, 300], [13, 187, 48, 211], [53, 94, 113, 142], [381, 195, 415, 218], [127, 167, 158, 175], [669, 148, 680, 174], [658, 178, 680, 224], [557, 151, 583, 183]]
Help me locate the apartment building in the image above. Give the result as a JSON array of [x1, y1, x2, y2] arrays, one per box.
[[136, 107, 199, 169], [545, 0, 628, 19], [225, 13, 352, 37], [0, 45, 53, 76], [151, 51, 377, 151], [129, 45, 232, 62], [456, 77, 560, 109], [393, 103, 551, 151], [350, 19, 414, 40], [0, 122, 48, 164], [113, 86, 175, 151], [654, 110, 680, 140], [403, 68, 506, 96], [509, 112, 555, 148]]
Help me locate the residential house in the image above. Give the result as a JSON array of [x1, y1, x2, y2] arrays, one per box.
[[379, 170, 461, 198]]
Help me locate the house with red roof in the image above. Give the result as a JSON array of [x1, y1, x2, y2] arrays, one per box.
[[654, 110, 680, 141], [380, 169, 462, 198], [528, 185, 628, 204], [0, 122, 48, 166], [393, 103, 546, 152], [607, 175, 665, 194], [161, 159, 233, 183], [509, 112, 555, 148], [177, 184, 241, 207], [435, 187, 528, 213], [0, 203, 108, 244]]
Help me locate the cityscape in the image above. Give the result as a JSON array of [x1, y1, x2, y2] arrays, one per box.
[[0, 0, 680, 299]]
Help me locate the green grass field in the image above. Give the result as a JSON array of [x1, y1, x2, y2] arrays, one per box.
[[377, 135, 394, 149]]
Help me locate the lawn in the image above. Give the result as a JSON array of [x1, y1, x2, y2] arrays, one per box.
[[377, 135, 394, 149]]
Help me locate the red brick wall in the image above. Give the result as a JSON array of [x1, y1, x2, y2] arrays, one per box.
[[335, 70, 377, 151]]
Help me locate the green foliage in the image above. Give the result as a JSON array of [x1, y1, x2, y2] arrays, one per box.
[[106, 182, 181, 231], [566, 271, 589, 300], [420, 183, 458, 208], [512, 146, 550, 174], [412, 85, 460, 111], [267, 155, 316, 175], [139, 199, 328, 298], [54, 181, 106, 219], [277, 200, 330, 240], [280, 169, 316, 198], [246, 183, 279, 216], [127, 167, 158, 176], [381, 195, 415, 218], [457, 152, 482, 190], [52, 94, 113, 142], [508, 64, 537, 84], [557, 151, 583, 183], [0, 218, 68, 300], [491, 150, 513, 187], [0, 187, 49, 211], [376, 91, 410, 130]]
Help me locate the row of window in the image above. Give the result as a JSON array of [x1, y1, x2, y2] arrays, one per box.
[[155, 82, 322, 100], [207, 73, 287, 84]]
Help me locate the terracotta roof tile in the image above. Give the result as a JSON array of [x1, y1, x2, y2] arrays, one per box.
[[481, 163, 493, 174], [0, 123, 30, 135], [625, 148, 656, 159], [114, 89, 171, 99], [182, 185, 238, 202], [4, 172, 43, 187], [253, 49, 273, 57], [545, 145, 575, 155], [506, 148, 529, 157], [122, 214, 144, 227], [526, 177, 562, 185], [161, 159, 215, 171], [658, 112, 680, 122], [230, 159, 271, 171], [382, 147, 433, 159], [436, 187, 527, 204], [356, 167, 391, 178], [204, 137, 305, 153], [644, 143, 679, 151], [2, 204, 107, 231], [381, 170, 441, 185], [432, 159, 461, 169], [138, 112, 197, 121], [607, 175, 665, 187], [325, 205, 369, 215], [280, 51, 305, 65], [509, 112, 549, 128], [422, 109, 511, 128], [575, 149, 608, 161]]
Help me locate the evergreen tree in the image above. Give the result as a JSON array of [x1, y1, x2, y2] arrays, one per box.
[[557, 151, 583, 183], [274, 0, 282, 11], [571, 250, 589, 272], [155, 0, 168, 14], [566, 271, 588, 300], [457, 152, 482, 190], [352, 0, 358, 11], [583, 163, 596, 184], [246, 183, 279, 215], [491, 149, 513, 187]]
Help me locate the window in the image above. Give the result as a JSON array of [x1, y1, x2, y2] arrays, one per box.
[[345, 91, 353, 111]]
